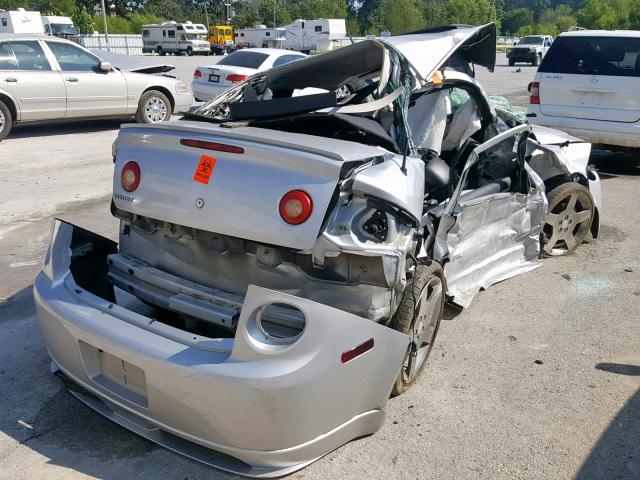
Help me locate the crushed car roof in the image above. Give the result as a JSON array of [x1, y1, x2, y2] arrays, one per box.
[[383, 23, 497, 80]]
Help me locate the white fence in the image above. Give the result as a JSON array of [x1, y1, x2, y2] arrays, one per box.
[[79, 33, 513, 57], [79, 34, 144, 55]]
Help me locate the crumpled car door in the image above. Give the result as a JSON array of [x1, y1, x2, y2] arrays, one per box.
[[434, 125, 548, 307]]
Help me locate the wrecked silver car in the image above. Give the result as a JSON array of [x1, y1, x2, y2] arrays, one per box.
[[34, 24, 601, 477]]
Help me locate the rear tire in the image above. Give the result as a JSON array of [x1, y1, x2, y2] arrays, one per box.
[[0, 99, 12, 141], [541, 182, 595, 257], [157, 46, 165, 56], [136, 90, 172, 124], [508, 59, 515, 66], [391, 261, 445, 396]]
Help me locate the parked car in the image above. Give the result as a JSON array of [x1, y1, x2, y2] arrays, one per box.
[[34, 24, 601, 477], [0, 35, 193, 140], [191, 48, 306, 101], [527, 30, 640, 149], [507, 34, 553, 66]]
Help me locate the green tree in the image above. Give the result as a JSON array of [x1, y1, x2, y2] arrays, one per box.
[[256, 0, 291, 27], [443, 0, 493, 25], [382, 0, 424, 34], [423, 0, 448, 28], [231, 0, 290, 28], [352, 0, 385, 35], [128, 12, 163, 31], [33, 0, 75, 16], [144, 0, 184, 21], [501, 7, 533, 34], [0, 0, 29, 10], [577, 0, 636, 29], [288, 0, 347, 19], [72, 6, 94, 34]]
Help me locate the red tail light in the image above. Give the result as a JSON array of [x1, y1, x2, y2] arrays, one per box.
[[279, 190, 313, 225], [193, 69, 202, 78], [529, 81, 540, 105], [121, 161, 140, 192], [180, 139, 244, 154], [226, 74, 247, 83], [341, 338, 374, 364]]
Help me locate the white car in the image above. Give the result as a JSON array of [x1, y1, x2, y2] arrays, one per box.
[[191, 48, 306, 101], [0, 34, 194, 140], [527, 30, 640, 148]]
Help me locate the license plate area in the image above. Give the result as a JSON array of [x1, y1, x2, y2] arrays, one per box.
[[79, 341, 148, 407], [208, 74, 219, 83]]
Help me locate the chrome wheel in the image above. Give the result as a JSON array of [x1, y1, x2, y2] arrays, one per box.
[[144, 97, 168, 123], [401, 276, 443, 384], [0, 109, 5, 131], [543, 183, 594, 256]]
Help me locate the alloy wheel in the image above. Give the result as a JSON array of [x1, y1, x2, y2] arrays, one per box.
[[543, 184, 594, 256], [401, 276, 443, 384], [144, 97, 168, 123]]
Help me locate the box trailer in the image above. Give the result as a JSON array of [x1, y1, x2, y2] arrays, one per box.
[[282, 18, 346, 53], [143, 21, 211, 56], [235, 25, 286, 49], [0, 9, 44, 34]]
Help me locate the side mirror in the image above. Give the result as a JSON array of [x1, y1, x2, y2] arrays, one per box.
[[99, 61, 112, 72]]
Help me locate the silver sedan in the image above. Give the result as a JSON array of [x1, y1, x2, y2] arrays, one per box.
[[0, 34, 194, 140]]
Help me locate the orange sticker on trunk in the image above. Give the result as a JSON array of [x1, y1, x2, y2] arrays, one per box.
[[193, 155, 216, 184]]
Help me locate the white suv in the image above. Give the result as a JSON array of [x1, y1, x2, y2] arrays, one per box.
[[527, 30, 640, 148]]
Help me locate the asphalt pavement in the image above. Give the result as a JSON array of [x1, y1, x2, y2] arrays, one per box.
[[0, 53, 638, 480]]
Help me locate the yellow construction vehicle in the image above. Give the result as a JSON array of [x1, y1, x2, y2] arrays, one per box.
[[208, 25, 235, 54]]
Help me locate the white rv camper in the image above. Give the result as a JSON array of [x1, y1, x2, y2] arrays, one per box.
[[0, 9, 44, 34], [41, 15, 78, 38], [283, 18, 346, 53], [142, 21, 211, 56], [235, 25, 286, 48]]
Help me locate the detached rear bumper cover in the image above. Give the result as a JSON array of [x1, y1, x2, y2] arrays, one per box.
[[34, 220, 409, 477]]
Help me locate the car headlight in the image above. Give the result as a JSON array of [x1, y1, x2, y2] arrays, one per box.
[[175, 81, 189, 94]]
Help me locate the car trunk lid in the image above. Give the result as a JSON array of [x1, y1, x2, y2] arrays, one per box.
[[113, 121, 386, 250], [198, 65, 257, 88]]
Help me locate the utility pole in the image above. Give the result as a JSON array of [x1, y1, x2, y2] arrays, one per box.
[[273, 0, 276, 28], [100, 0, 110, 51], [204, 3, 209, 28], [224, 0, 231, 24]]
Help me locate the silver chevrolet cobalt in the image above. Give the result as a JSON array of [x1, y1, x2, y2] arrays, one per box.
[[34, 24, 601, 476]]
